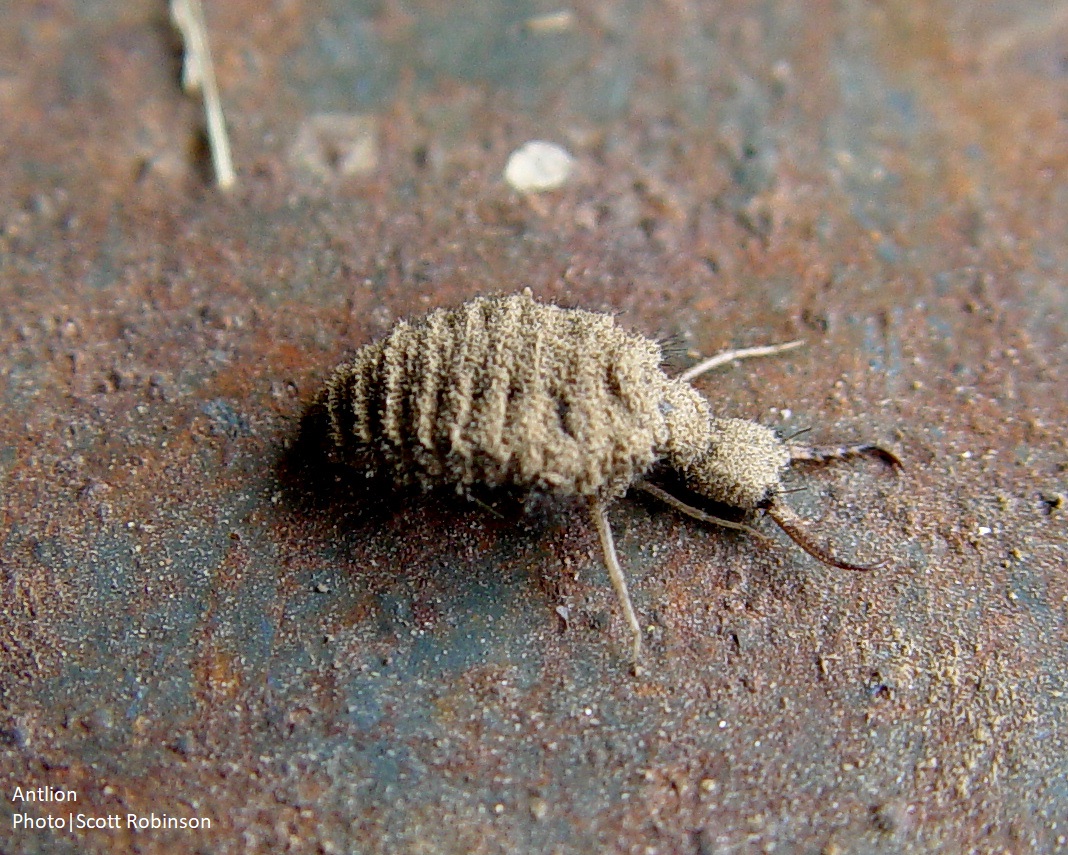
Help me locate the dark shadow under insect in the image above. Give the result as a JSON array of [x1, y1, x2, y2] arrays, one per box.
[[312, 291, 901, 672]]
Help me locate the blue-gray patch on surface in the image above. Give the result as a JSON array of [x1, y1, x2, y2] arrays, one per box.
[[202, 398, 253, 438]]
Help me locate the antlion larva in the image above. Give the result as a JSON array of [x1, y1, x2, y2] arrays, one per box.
[[316, 290, 899, 670]]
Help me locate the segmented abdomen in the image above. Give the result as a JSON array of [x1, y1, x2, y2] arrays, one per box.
[[321, 292, 680, 498]]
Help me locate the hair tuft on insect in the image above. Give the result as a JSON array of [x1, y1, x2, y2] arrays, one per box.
[[313, 290, 900, 672]]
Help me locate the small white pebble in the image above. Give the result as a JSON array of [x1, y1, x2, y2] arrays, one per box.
[[504, 141, 574, 192], [530, 796, 548, 820], [524, 11, 575, 33]]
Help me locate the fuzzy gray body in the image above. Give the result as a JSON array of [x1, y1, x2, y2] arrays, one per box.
[[321, 292, 721, 499], [320, 292, 791, 510]]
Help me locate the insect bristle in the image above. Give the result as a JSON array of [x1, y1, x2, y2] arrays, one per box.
[[656, 332, 691, 369], [773, 484, 809, 498]]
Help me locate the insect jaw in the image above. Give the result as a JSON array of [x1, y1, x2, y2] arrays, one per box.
[[759, 439, 901, 570], [763, 501, 886, 572], [788, 442, 903, 471]]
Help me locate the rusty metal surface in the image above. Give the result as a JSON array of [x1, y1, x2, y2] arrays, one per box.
[[1, 1, 1065, 852]]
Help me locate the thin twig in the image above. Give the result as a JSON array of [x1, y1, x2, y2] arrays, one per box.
[[171, 0, 236, 189]]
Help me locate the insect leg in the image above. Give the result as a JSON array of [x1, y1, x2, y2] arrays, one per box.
[[678, 340, 804, 382], [589, 499, 643, 669], [634, 480, 771, 541], [789, 443, 902, 469]]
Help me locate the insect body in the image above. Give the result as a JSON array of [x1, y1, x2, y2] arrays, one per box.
[[317, 291, 897, 668]]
